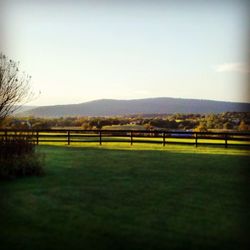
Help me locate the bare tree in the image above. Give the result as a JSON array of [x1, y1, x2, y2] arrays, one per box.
[[0, 53, 33, 122]]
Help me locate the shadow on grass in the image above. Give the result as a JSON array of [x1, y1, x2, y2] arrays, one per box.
[[0, 144, 250, 250]]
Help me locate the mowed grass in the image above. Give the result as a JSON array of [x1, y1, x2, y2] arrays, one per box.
[[0, 143, 250, 250]]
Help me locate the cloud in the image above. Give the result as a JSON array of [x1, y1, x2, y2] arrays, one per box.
[[215, 62, 250, 73]]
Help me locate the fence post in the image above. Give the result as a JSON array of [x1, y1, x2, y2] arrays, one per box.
[[67, 130, 70, 145], [195, 132, 198, 147], [36, 131, 39, 145], [99, 130, 102, 145], [5, 130, 7, 142], [130, 131, 133, 145], [225, 134, 228, 148], [163, 132, 166, 146]]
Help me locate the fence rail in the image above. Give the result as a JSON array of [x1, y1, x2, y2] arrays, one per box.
[[0, 129, 250, 148]]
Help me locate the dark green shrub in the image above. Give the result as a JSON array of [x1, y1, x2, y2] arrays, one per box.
[[0, 134, 44, 180]]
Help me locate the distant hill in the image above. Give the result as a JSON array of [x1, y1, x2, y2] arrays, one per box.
[[13, 105, 37, 115], [19, 97, 250, 117]]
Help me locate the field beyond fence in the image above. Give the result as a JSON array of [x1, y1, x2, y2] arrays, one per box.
[[0, 129, 250, 148]]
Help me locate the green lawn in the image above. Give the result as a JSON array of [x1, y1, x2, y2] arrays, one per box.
[[0, 144, 250, 250]]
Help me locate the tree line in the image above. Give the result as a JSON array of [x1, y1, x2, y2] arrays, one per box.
[[1, 112, 249, 132]]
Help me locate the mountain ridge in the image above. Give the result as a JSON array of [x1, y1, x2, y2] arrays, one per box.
[[19, 97, 250, 117]]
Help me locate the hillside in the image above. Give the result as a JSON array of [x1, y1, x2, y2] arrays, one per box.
[[14, 105, 37, 114], [20, 97, 250, 117]]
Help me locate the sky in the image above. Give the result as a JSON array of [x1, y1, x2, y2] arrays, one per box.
[[1, 0, 249, 106]]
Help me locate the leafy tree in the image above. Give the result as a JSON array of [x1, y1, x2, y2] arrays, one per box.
[[238, 120, 248, 131], [32, 121, 51, 130], [81, 123, 93, 130], [223, 122, 233, 130], [194, 122, 208, 132]]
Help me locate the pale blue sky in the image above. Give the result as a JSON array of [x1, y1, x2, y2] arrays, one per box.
[[1, 0, 249, 105]]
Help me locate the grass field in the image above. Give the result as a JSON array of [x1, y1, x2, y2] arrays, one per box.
[[0, 143, 250, 250]]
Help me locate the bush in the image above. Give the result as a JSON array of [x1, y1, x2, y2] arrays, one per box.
[[0, 134, 44, 180]]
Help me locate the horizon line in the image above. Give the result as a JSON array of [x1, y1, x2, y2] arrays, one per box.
[[24, 96, 250, 107]]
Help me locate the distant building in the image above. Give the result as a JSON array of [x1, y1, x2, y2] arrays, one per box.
[[10, 119, 32, 129]]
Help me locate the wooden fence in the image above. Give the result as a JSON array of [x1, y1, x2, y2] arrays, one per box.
[[0, 129, 250, 148]]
